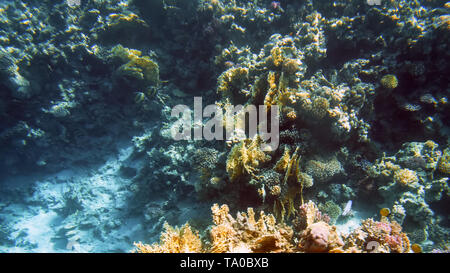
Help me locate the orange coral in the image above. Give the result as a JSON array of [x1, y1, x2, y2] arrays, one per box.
[[134, 222, 203, 253], [210, 204, 294, 253]]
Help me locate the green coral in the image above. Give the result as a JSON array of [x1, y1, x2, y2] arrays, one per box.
[[380, 74, 398, 90], [319, 201, 342, 225]]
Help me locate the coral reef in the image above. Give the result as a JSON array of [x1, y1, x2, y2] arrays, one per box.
[[0, 0, 448, 253], [135, 201, 415, 253]]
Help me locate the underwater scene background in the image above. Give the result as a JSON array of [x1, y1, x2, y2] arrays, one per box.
[[0, 0, 448, 253]]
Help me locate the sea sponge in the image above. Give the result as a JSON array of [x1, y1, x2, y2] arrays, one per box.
[[134, 222, 203, 253], [380, 74, 398, 89], [393, 168, 419, 186], [299, 221, 344, 253]]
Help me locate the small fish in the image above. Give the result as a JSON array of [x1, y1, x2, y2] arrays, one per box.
[[342, 200, 352, 216], [411, 244, 422, 253], [380, 208, 390, 217]]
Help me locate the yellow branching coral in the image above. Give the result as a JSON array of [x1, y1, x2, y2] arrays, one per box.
[[274, 147, 291, 172], [134, 222, 203, 253], [270, 46, 285, 67], [111, 45, 159, 88], [226, 135, 270, 182], [393, 168, 419, 186], [210, 204, 294, 253], [263, 71, 296, 108], [107, 13, 148, 28]]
